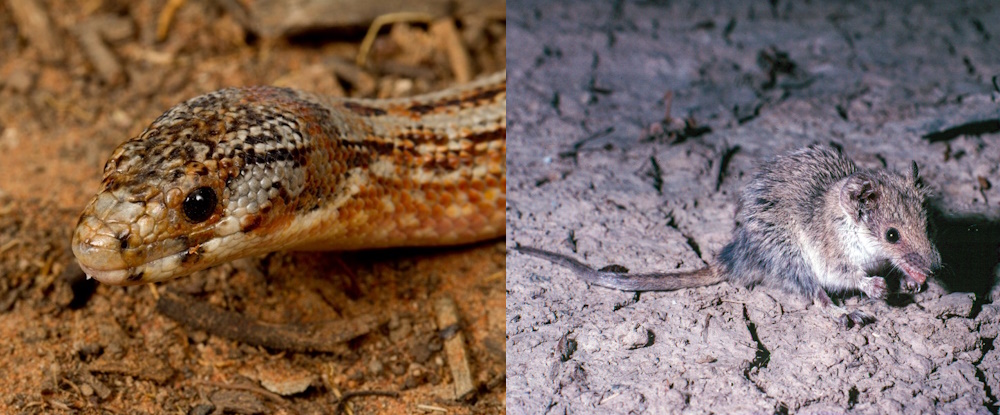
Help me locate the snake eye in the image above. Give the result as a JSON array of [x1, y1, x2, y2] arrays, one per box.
[[885, 228, 900, 244], [182, 187, 217, 223]]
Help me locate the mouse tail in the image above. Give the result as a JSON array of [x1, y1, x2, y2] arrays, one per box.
[[514, 245, 724, 292]]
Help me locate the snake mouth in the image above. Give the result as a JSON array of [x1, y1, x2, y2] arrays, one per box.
[[73, 235, 209, 285], [75, 261, 132, 285], [72, 213, 191, 285], [73, 211, 263, 285], [72, 233, 171, 285]]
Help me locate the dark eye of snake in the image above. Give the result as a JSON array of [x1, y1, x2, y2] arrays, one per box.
[[885, 227, 900, 244], [182, 187, 217, 223]]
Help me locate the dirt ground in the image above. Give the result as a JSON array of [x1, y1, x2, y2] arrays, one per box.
[[506, 1, 1000, 414], [0, 0, 505, 413]]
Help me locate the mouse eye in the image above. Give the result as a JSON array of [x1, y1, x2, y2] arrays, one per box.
[[885, 228, 900, 244], [182, 186, 218, 223]]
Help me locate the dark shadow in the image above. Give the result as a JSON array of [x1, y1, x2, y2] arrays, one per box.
[[59, 261, 98, 310], [928, 206, 1000, 317]]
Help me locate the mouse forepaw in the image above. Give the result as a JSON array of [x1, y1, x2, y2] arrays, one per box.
[[864, 276, 887, 299], [838, 310, 876, 329], [900, 277, 923, 294], [861, 276, 887, 299]]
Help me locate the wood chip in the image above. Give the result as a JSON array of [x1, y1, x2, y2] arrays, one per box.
[[431, 19, 472, 84], [244, 361, 318, 396], [73, 15, 132, 85], [210, 390, 268, 415], [88, 353, 175, 384], [434, 296, 475, 401], [7, 0, 65, 63], [77, 371, 112, 400], [416, 403, 448, 412]]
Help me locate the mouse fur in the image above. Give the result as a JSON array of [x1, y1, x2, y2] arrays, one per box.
[[517, 144, 941, 327]]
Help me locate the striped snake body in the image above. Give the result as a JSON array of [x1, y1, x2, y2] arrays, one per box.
[[73, 72, 506, 284]]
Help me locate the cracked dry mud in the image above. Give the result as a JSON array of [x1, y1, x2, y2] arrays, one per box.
[[506, 1, 1000, 413]]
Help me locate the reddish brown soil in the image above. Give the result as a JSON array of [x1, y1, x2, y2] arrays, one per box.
[[0, 1, 505, 413]]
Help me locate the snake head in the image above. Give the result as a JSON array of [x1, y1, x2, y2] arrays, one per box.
[[72, 87, 311, 284], [72, 73, 507, 284]]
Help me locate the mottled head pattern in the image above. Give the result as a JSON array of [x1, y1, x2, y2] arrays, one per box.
[[73, 73, 507, 284], [72, 86, 320, 284], [839, 161, 940, 284]]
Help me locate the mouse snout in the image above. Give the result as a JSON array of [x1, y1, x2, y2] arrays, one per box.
[[898, 251, 938, 285]]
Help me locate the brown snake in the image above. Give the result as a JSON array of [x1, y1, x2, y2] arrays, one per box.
[[72, 72, 506, 285]]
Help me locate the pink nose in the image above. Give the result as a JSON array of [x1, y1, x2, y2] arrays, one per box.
[[902, 266, 927, 285], [900, 252, 930, 284]]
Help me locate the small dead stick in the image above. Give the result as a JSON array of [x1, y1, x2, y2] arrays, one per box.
[[198, 380, 285, 404], [436, 297, 476, 401], [156, 291, 380, 353], [641, 91, 712, 144], [560, 126, 615, 161], [715, 145, 741, 191]]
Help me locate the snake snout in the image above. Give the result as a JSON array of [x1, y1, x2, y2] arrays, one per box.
[[72, 216, 132, 284]]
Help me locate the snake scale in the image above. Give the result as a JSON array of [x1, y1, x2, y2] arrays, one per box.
[[72, 72, 506, 285]]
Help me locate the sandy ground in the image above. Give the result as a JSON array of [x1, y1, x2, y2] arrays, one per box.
[[506, 1, 1000, 413], [0, 0, 504, 413]]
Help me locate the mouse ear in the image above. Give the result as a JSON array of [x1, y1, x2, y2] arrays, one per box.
[[909, 160, 928, 190], [840, 173, 879, 219]]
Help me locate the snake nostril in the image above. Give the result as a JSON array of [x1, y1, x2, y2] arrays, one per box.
[[117, 232, 130, 250]]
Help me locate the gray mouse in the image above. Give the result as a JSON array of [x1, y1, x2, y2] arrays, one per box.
[[516, 144, 941, 327]]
